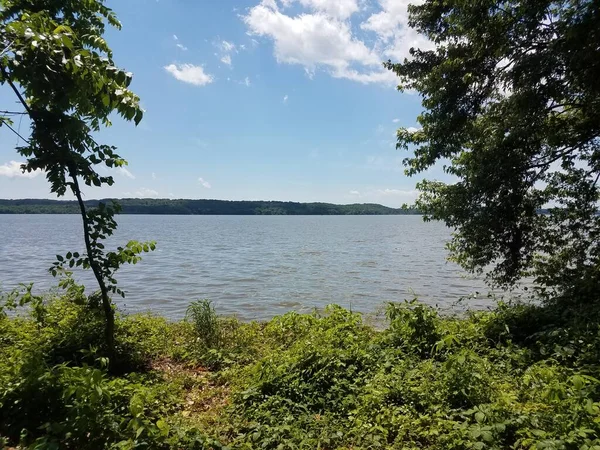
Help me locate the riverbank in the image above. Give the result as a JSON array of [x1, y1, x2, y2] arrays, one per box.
[[2, 289, 600, 449]]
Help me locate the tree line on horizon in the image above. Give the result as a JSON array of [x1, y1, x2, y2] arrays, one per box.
[[0, 198, 420, 215]]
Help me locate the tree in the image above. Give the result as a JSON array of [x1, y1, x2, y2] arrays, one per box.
[[0, 0, 155, 356], [386, 0, 600, 300]]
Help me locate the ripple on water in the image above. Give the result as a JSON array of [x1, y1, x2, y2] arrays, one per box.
[[0, 215, 526, 320]]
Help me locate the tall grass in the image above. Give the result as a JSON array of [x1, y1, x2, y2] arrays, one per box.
[[185, 299, 221, 348]]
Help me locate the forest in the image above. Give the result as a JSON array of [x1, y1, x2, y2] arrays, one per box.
[[0, 199, 415, 215]]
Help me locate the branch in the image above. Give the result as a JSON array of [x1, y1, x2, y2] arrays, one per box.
[[528, 146, 579, 169], [0, 40, 13, 57], [0, 117, 29, 143], [5, 75, 33, 117]]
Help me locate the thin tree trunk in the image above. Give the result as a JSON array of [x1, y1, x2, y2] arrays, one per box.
[[69, 168, 115, 358]]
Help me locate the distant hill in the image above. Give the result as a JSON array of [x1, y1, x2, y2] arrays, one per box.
[[0, 199, 420, 215]]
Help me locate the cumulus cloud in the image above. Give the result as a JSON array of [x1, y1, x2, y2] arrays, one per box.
[[361, 0, 433, 61], [124, 188, 160, 198], [0, 161, 42, 178], [198, 177, 212, 188], [291, 0, 359, 19], [244, 0, 432, 85], [244, 5, 382, 81], [164, 64, 214, 86]]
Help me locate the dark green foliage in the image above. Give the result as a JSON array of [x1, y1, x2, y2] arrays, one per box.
[[386, 0, 600, 298], [0, 198, 420, 215]]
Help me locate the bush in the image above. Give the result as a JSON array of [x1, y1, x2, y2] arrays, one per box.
[[4, 291, 600, 449]]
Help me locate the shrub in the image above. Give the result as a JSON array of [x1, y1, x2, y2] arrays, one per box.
[[386, 300, 441, 357]]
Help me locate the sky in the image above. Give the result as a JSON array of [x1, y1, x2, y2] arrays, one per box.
[[0, 0, 447, 207]]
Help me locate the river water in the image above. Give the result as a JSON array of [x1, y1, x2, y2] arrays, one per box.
[[0, 214, 515, 320]]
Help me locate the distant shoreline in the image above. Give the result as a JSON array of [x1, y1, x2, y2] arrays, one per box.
[[0, 198, 420, 215]]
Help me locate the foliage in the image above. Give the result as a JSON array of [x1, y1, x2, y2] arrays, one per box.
[[0, 0, 155, 354], [0, 198, 421, 215], [5, 288, 600, 448], [385, 0, 600, 298]]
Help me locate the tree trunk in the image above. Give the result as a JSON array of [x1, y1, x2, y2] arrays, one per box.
[[69, 169, 115, 359]]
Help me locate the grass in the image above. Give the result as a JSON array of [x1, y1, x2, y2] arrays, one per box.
[[2, 287, 600, 449]]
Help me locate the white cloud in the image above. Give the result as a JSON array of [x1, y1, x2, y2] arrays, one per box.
[[283, 94, 288, 102], [173, 34, 188, 51], [221, 54, 232, 65], [216, 40, 237, 66], [244, 4, 391, 84], [346, 187, 418, 206], [242, 76, 251, 87], [198, 177, 211, 188], [151, 172, 157, 180], [0, 161, 41, 178], [361, 0, 433, 61], [116, 166, 135, 179], [392, 118, 400, 123], [220, 40, 236, 52], [406, 126, 421, 133], [164, 64, 214, 86], [244, 0, 432, 85], [376, 188, 417, 197], [124, 188, 160, 198], [287, 0, 359, 19]]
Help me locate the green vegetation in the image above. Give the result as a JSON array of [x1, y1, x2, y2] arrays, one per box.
[[3, 286, 600, 449], [0, 198, 418, 215], [0, 0, 154, 356], [386, 0, 600, 299], [2, 0, 599, 448]]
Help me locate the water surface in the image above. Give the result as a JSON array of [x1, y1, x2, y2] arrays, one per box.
[[0, 215, 507, 320]]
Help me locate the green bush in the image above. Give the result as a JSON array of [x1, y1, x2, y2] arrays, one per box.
[[3, 291, 600, 449]]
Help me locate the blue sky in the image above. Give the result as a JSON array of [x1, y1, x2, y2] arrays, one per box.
[[0, 0, 445, 207]]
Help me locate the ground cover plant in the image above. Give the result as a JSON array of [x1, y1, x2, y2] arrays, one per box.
[[2, 287, 600, 449]]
